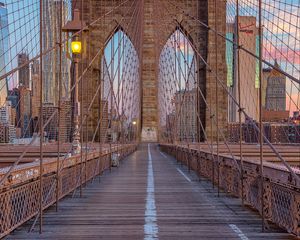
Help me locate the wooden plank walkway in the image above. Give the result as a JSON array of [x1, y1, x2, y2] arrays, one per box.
[[6, 144, 297, 239]]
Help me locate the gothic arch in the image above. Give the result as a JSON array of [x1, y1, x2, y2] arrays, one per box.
[[77, 0, 227, 141]]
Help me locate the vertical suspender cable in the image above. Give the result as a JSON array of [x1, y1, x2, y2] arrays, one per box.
[[56, 0, 64, 211], [183, 28, 187, 143], [214, 0, 220, 197], [80, 0, 87, 188], [196, 0, 202, 174], [236, 0, 244, 206], [102, 0, 106, 171], [122, 30, 125, 143], [117, 30, 121, 144], [98, 51, 102, 179], [110, 19, 114, 171], [258, 0, 265, 232], [174, 32, 178, 143], [99, 0, 103, 179], [80, 0, 84, 195], [39, 0, 44, 233], [210, 6, 214, 190], [75, 0, 84, 197]]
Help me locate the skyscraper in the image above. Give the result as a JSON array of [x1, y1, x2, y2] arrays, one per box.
[[18, 53, 30, 88], [60, 98, 72, 142], [43, 0, 70, 104], [19, 86, 31, 137], [265, 61, 286, 111], [0, 100, 10, 124], [42, 102, 57, 140], [165, 112, 175, 142], [262, 68, 272, 108], [30, 60, 40, 133], [0, 100, 16, 142], [0, 2, 9, 107], [31, 60, 40, 119], [174, 88, 197, 142], [228, 16, 259, 122]]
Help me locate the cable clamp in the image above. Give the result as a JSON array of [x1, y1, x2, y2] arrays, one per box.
[[237, 107, 244, 113]]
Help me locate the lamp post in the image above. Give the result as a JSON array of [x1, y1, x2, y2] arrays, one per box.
[[62, 9, 87, 155], [71, 38, 81, 154]]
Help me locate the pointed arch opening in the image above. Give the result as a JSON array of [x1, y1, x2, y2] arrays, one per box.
[[158, 29, 199, 143], [101, 29, 140, 143]]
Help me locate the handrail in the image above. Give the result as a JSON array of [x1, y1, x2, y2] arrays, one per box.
[[0, 144, 134, 189]]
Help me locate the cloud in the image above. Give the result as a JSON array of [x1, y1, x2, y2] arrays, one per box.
[[163, 30, 195, 55], [264, 43, 300, 65]]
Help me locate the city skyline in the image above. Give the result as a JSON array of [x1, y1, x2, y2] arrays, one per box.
[[0, 1, 297, 115], [0, 0, 298, 144]]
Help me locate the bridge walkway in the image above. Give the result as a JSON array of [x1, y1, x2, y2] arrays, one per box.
[[7, 144, 296, 239]]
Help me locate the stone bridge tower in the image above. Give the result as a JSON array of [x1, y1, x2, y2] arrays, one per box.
[[76, 0, 227, 142]]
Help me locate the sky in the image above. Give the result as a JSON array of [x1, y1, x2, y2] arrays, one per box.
[[0, 0, 298, 115], [102, 29, 140, 122], [0, 0, 72, 90], [226, 0, 299, 115], [2, 0, 40, 88]]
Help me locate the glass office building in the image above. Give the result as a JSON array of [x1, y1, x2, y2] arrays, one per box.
[[0, 2, 9, 106], [43, 0, 71, 104]]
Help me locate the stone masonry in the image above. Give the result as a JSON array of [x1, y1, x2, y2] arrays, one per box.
[[76, 0, 227, 142]]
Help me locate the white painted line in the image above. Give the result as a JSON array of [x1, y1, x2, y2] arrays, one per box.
[[158, 150, 168, 159], [229, 224, 249, 240], [176, 168, 192, 183], [144, 144, 159, 240], [158, 149, 191, 183]]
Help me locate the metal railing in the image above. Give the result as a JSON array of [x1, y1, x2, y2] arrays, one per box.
[[0, 144, 137, 238]]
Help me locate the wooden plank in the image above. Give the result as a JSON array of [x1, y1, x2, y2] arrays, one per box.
[[6, 144, 297, 239]]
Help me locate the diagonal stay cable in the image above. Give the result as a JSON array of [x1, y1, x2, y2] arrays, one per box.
[[0, 0, 138, 188], [166, 0, 300, 86], [161, 6, 300, 185]]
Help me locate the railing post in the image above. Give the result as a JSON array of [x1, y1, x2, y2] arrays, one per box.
[[198, 152, 201, 181], [187, 144, 191, 173], [109, 143, 112, 172]]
